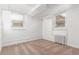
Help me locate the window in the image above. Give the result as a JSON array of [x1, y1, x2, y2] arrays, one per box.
[[11, 12, 24, 29], [56, 15, 65, 27], [12, 20, 23, 28]]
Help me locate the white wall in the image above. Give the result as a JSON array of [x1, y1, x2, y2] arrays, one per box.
[[0, 16, 1, 51], [42, 16, 55, 41], [66, 5, 79, 48], [0, 9, 2, 51], [42, 5, 79, 48], [2, 10, 42, 46], [23, 15, 42, 40]]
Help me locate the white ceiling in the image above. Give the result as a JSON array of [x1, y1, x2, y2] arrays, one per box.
[[0, 4, 71, 17], [8, 4, 40, 14], [0, 4, 41, 14], [30, 4, 71, 17]]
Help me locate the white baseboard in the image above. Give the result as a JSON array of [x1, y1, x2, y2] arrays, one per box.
[[2, 38, 40, 47], [44, 39, 79, 49], [2, 38, 79, 49], [67, 44, 79, 49]]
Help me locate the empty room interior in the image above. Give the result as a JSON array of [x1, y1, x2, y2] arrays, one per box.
[[0, 4, 79, 55]]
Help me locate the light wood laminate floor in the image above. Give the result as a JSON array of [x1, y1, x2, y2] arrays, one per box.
[[0, 39, 79, 55]]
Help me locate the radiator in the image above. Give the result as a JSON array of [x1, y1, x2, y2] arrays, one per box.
[[55, 35, 66, 45]]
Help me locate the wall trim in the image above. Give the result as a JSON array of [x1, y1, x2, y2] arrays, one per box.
[[67, 44, 79, 49], [44, 39, 79, 49], [2, 38, 79, 49], [2, 38, 40, 47]]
